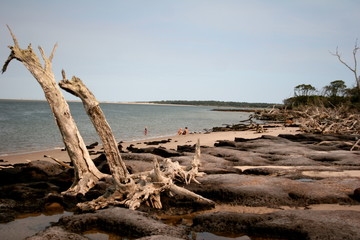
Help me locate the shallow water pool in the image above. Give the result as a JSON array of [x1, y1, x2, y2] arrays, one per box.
[[0, 211, 72, 240]]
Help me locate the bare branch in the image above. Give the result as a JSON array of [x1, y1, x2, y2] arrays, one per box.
[[49, 43, 58, 62], [331, 47, 356, 73], [44, 155, 72, 169], [6, 25, 19, 47], [350, 139, 360, 151], [331, 41, 360, 89], [1, 50, 15, 73], [2, 25, 19, 73], [38, 44, 57, 71], [353, 39, 359, 73], [61, 69, 67, 80], [38, 46, 46, 63]]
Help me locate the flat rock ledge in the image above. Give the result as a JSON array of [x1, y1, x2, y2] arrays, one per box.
[[192, 209, 360, 240]]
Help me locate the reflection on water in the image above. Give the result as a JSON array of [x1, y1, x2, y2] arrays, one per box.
[[0, 211, 72, 240], [84, 230, 283, 240], [0, 204, 290, 240], [190, 232, 252, 239], [84, 229, 134, 240], [84, 230, 253, 240], [296, 178, 314, 182], [190, 232, 287, 240]]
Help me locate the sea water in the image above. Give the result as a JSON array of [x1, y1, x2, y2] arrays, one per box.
[[0, 99, 251, 155]]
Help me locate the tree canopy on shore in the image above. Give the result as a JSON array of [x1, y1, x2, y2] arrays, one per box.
[[283, 80, 360, 109]]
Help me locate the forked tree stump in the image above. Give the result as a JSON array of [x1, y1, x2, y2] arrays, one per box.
[[2, 26, 106, 195]]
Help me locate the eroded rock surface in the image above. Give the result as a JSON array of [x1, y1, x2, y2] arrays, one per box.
[[1, 133, 360, 239], [192, 210, 360, 240]]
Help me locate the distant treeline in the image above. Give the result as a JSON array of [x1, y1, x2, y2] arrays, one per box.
[[284, 81, 360, 109], [147, 100, 280, 108]]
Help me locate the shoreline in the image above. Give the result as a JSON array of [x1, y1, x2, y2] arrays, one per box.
[[0, 133, 177, 158], [2, 124, 360, 236], [0, 126, 299, 165]]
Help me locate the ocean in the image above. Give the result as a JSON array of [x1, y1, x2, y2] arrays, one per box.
[[0, 99, 251, 156]]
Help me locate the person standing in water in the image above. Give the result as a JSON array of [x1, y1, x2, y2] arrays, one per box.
[[144, 127, 148, 135]]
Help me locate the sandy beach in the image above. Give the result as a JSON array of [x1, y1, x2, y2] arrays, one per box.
[[0, 126, 299, 165]]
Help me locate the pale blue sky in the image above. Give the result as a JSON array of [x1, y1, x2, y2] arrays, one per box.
[[1, 0, 360, 103]]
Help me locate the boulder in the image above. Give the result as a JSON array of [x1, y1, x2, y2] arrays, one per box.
[[353, 188, 360, 201], [176, 144, 195, 152], [86, 141, 98, 149], [144, 139, 171, 145], [127, 144, 156, 154], [153, 147, 183, 158]]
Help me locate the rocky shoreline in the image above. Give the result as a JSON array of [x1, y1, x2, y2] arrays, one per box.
[[1, 129, 360, 239]]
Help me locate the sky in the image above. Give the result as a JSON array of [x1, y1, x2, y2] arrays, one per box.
[[1, 0, 360, 104]]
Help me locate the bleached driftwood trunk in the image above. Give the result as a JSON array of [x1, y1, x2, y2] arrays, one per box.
[[58, 75, 214, 211], [59, 72, 129, 187], [2, 26, 106, 195]]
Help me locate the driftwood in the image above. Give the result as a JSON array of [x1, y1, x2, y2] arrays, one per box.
[[294, 106, 360, 134], [59, 72, 129, 188], [254, 105, 360, 135], [350, 139, 360, 151], [78, 140, 214, 211], [212, 116, 262, 132], [253, 106, 287, 122], [44, 155, 72, 169], [2, 26, 106, 195]]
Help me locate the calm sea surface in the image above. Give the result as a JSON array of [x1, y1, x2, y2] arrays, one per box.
[[0, 99, 251, 156]]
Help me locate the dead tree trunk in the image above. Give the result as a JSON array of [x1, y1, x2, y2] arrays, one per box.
[[331, 40, 360, 91], [1, 26, 106, 195], [59, 72, 129, 187], [58, 74, 214, 211]]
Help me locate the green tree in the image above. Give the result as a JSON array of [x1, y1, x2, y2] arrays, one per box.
[[322, 80, 347, 97], [294, 84, 317, 96]]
